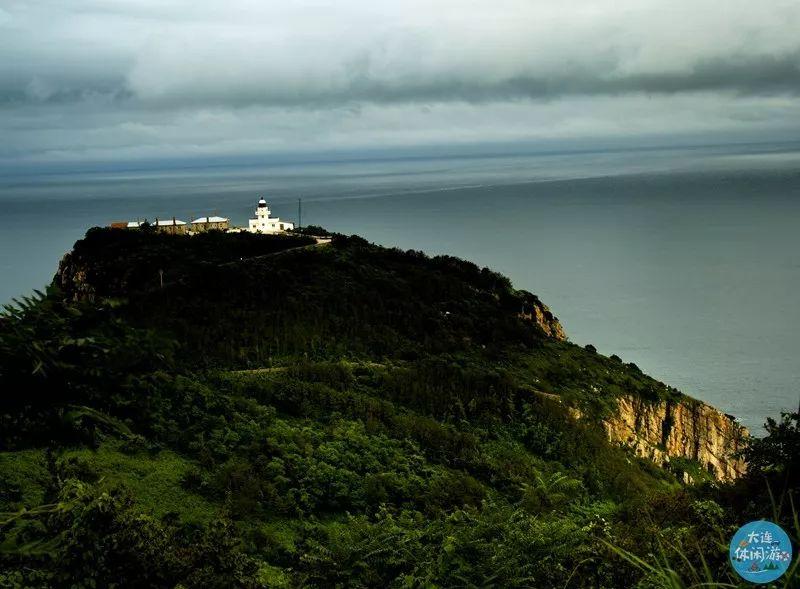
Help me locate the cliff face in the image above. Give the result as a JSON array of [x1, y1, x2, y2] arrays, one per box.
[[54, 250, 97, 303], [603, 395, 749, 482], [517, 292, 566, 341]]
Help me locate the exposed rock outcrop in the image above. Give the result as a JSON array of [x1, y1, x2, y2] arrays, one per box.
[[54, 250, 97, 303], [603, 395, 749, 482], [517, 292, 566, 341]]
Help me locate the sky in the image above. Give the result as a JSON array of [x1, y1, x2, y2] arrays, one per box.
[[1, 0, 799, 167]]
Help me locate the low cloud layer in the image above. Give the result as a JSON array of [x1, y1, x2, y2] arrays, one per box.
[[1, 0, 799, 164]]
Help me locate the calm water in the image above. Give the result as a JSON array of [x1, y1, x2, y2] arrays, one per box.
[[2, 143, 799, 432]]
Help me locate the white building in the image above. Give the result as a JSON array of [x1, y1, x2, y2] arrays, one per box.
[[247, 198, 294, 234]]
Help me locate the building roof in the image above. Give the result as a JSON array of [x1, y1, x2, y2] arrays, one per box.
[[155, 219, 186, 226], [191, 216, 229, 224]]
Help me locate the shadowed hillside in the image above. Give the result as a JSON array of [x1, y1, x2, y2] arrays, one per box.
[[0, 228, 791, 589]]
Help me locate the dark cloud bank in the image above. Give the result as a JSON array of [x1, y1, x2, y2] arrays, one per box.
[[1, 0, 799, 163]]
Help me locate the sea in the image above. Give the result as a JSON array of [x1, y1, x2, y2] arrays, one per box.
[[2, 141, 799, 433]]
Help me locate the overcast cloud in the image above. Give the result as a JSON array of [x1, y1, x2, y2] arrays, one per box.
[[1, 0, 799, 164]]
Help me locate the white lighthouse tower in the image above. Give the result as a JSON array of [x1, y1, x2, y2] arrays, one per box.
[[247, 197, 294, 234]]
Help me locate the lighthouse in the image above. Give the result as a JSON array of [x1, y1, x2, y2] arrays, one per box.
[[247, 197, 295, 234]]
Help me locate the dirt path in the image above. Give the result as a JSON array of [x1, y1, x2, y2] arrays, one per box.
[[219, 236, 331, 268]]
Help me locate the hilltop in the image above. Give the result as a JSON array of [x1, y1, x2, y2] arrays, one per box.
[[0, 228, 793, 588]]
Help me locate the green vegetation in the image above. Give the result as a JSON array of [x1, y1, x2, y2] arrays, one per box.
[[1, 229, 797, 587]]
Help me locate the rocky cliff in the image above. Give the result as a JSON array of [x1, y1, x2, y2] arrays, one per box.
[[55, 250, 98, 302], [602, 395, 748, 482], [517, 292, 566, 341]]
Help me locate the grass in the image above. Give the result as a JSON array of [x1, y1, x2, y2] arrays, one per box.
[[0, 450, 50, 510], [60, 441, 220, 524]]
